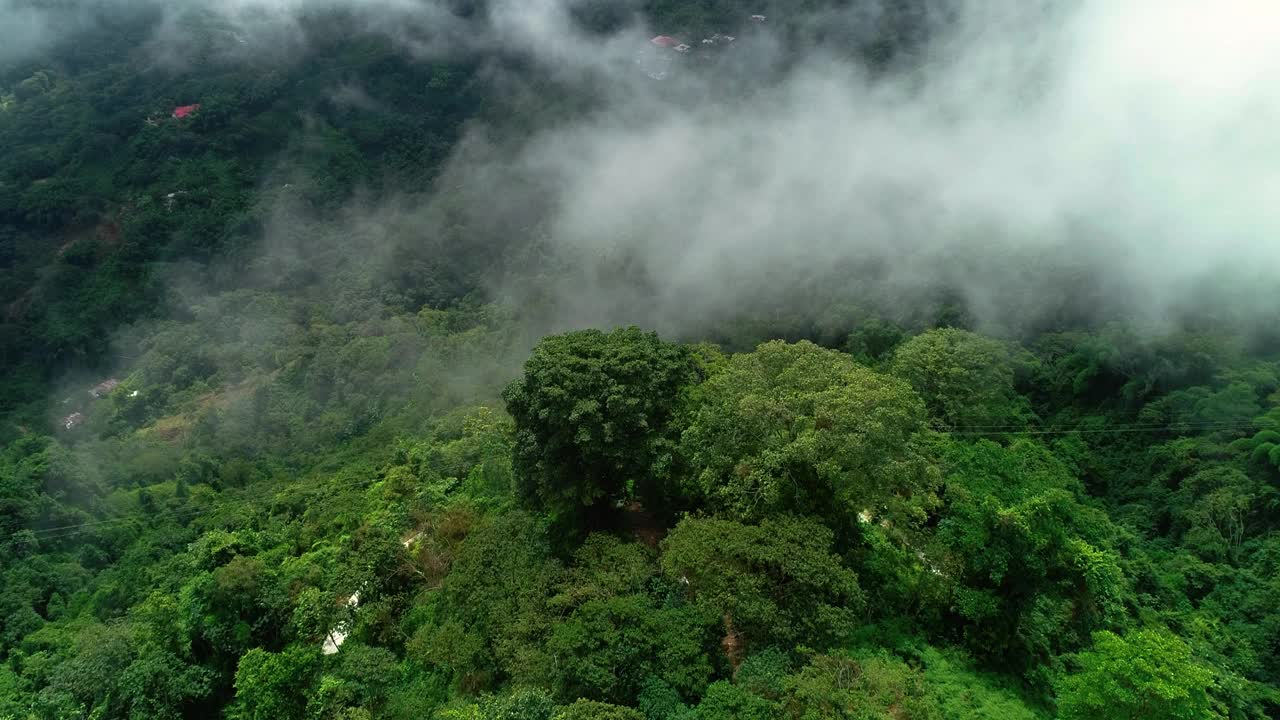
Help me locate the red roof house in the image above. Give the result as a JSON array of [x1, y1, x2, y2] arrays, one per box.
[[172, 104, 201, 119], [650, 35, 680, 48]]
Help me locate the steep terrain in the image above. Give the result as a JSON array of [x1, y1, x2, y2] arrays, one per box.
[[1, 2, 1279, 719]]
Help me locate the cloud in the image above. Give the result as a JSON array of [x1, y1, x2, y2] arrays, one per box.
[[0, 0, 100, 66], [7, 0, 1279, 341], [427, 0, 1280, 336]]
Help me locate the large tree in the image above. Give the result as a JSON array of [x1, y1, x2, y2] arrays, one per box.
[[504, 327, 698, 523], [231, 645, 319, 720], [660, 515, 863, 653], [545, 535, 716, 703], [680, 340, 938, 529], [780, 653, 942, 720], [1056, 628, 1223, 720], [553, 700, 646, 720], [889, 328, 1033, 432], [926, 439, 1128, 674]]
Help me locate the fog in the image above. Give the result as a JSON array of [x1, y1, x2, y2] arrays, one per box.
[[0, 0, 99, 65], [462, 0, 1280, 336], [6, 0, 1280, 339]]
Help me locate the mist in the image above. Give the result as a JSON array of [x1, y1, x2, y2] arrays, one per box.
[[451, 0, 1280, 337], [6, 0, 1280, 344]]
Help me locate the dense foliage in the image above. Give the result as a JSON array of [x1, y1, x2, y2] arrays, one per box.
[[2, 3, 1279, 720], [503, 328, 698, 531]]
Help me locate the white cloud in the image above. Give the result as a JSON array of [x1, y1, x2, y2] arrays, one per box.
[[7, 0, 1279, 335], [442, 0, 1280, 334]]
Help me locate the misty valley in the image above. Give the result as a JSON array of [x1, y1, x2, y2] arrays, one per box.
[[1, 1, 1279, 719]]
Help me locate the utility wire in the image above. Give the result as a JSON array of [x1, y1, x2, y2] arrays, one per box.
[[940, 416, 1266, 431], [945, 419, 1264, 436]]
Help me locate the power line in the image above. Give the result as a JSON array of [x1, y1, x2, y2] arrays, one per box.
[[945, 419, 1264, 436], [946, 419, 1238, 431]]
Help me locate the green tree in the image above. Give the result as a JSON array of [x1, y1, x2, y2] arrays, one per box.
[[547, 592, 714, 704], [503, 327, 698, 525], [677, 652, 790, 719], [231, 645, 320, 720], [290, 587, 339, 643], [114, 646, 216, 720], [637, 678, 694, 720], [928, 440, 1128, 674], [478, 688, 557, 720], [680, 340, 938, 530], [660, 516, 863, 652], [180, 554, 288, 657], [889, 328, 1033, 432], [1056, 628, 1222, 720], [1169, 467, 1263, 561], [780, 653, 941, 720], [425, 513, 559, 690], [914, 646, 1044, 719], [691, 681, 778, 720], [546, 535, 715, 702], [553, 699, 646, 720], [32, 619, 214, 720], [844, 316, 905, 364]]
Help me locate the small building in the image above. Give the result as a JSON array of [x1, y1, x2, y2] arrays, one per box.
[[674, 43, 691, 53], [750, 14, 766, 22], [89, 378, 120, 399], [172, 104, 201, 119], [62, 412, 85, 431], [650, 35, 680, 48]]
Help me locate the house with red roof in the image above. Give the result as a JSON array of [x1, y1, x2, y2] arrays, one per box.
[[172, 104, 201, 119]]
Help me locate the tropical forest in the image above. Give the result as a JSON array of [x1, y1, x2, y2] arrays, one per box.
[[1, 1, 1278, 719]]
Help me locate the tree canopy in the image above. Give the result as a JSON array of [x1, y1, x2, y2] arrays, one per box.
[[889, 328, 1034, 432], [1056, 628, 1223, 720], [681, 340, 940, 530], [504, 327, 699, 525], [1, 4, 1279, 719]]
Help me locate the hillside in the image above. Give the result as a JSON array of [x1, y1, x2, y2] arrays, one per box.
[[2, 2, 1279, 719]]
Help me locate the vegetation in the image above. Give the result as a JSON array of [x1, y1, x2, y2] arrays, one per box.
[[504, 328, 698, 531], [1, 3, 1279, 720]]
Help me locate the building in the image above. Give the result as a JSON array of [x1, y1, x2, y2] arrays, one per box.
[[62, 412, 85, 431], [172, 104, 201, 119], [650, 35, 680, 49]]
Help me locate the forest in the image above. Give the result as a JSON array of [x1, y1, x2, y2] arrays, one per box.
[[1, 1, 1279, 719]]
